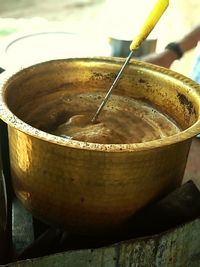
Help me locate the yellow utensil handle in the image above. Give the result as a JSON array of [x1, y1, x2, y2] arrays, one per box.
[[130, 0, 169, 51]]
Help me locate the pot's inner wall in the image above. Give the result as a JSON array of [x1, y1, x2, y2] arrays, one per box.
[[4, 59, 198, 133]]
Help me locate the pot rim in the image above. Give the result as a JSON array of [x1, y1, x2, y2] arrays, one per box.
[[0, 57, 200, 152]]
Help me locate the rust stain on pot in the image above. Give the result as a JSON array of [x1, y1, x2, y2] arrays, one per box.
[[177, 93, 195, 115]]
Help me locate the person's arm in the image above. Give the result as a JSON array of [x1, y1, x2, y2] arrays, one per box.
[[178, 25, 200, 53], [140, 25, 200, 68], [140, 49, 177, 68]]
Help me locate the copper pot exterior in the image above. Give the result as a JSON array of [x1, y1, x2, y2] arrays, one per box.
[[1, 58, 200, 234]]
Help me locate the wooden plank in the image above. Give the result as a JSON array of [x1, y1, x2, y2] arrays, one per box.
[[121, 180, 200, 238]]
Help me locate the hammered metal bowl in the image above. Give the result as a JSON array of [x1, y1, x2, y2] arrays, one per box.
[[0, 57, 200, 234]]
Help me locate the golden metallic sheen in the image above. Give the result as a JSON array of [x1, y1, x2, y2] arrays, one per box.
[[0, 58, 200, 235]]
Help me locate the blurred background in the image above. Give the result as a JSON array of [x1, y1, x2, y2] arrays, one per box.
[[0, 0, 200, 76]]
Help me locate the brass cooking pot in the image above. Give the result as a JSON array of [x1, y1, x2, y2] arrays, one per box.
[[0, 58, 200, 234]]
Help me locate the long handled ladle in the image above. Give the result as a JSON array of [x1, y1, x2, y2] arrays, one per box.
[[91, 0, 169, 123]]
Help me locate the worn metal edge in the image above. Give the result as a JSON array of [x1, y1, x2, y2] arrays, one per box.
[[2, 216, 200, 267]]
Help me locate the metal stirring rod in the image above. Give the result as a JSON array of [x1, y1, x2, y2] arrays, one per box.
[[91, 0, 169, 123], [91, 50, 134, 123]]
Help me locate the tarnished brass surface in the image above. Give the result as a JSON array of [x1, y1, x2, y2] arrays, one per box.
[[0, 58, 200, 234]]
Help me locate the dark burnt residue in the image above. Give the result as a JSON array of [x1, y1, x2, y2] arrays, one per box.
[[139, 78, 146, 84], [91, 72, 116, 82], [177, 93, 196, 115]]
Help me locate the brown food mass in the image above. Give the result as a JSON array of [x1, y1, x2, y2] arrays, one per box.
[[53, 94, 181, 144]]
